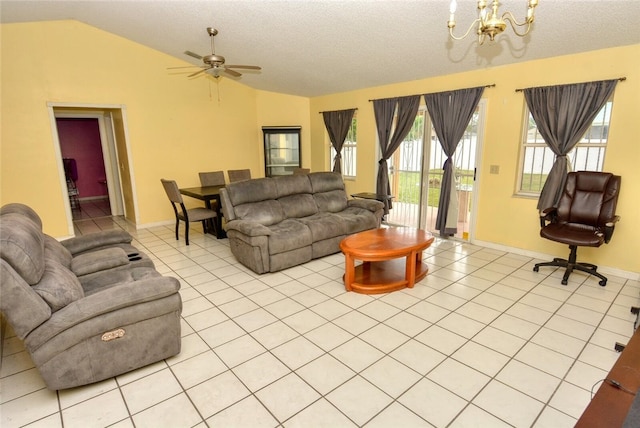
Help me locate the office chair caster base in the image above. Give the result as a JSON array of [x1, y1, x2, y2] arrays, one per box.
[[533, 247, 609, 287]]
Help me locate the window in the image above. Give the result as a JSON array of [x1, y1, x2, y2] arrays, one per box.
[[329, 114, 357, 178], [517, 100, 612, 194]]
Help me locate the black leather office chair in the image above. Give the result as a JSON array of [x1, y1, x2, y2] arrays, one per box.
[[533, 171, 621, 286]]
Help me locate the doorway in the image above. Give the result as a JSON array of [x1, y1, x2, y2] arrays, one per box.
[[56, 118, 111, 220], [49, 104, 135, 235], [386, 101, 486, 241]]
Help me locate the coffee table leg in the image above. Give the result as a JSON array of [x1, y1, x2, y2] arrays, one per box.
[[344, 253, 355, 291], [406, 251, 417, 288]]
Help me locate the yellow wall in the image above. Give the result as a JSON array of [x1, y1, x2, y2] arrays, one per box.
[[255, 91, 311, 172], [1, 20, 304, 235], [1, 19, 638, 275], [310, 44, 640, 274]]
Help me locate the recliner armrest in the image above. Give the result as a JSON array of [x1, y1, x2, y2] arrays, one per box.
[[71, 247, 130, 277], [348, 198, 385, 213], [225, 220, 273, 237], [61, 230, 133, 255]]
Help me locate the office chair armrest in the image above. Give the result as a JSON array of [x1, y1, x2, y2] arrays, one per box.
[[539, 207, 557, 228], [603, 215, 621, 243]]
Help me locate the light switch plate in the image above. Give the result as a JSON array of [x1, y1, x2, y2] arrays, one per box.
[[490, 165, 500, 174]]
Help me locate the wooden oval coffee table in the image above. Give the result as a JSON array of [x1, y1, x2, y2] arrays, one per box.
[[339, 227, 434, 294]]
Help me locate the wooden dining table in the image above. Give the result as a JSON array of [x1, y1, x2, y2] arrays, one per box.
[[179, 185, 227, 239]]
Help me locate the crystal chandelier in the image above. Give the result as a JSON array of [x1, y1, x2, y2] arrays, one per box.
[[448, 0, 538, 45]]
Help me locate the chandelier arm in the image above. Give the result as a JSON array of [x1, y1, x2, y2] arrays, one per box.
[[502, 11, 534, 37], [448, 18, 481, 41]]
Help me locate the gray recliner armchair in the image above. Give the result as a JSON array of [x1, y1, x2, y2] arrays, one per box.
[[0, 203, 182, 390]]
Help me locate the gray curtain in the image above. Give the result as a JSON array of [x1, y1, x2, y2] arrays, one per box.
[[424, 87, 484, 236], [524, 79, 618, 211], [322, 108, 356, 173], [374, 95, 421, 214]]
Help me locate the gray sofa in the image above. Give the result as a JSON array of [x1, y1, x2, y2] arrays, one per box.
[[220, 172, 384, 274], [0, 203, 182, 390]]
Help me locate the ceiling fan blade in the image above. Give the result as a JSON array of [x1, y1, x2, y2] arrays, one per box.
[[225, 65, 261, 70], [167, 65, 204, 70], [184, 50, 203, 60], [223, 68, 242, 77], [188, 68, 208, 78]]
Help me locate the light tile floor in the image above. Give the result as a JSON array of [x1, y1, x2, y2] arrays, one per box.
[[2, 214, 639, 427]]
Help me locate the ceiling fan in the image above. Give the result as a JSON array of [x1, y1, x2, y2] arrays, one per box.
[[170, 27, 261, 78]]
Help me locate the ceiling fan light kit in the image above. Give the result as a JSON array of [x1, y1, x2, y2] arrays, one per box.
[[448, 0, 538, 45], [170, 26, 261, 79]]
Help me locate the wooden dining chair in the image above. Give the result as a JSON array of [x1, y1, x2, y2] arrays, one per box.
[[293, 168, 310, 175], [198, 171, 225, 211], [228, 169, 252, 183], [198, 171, 226, 186], [160, 179, 217, 245]]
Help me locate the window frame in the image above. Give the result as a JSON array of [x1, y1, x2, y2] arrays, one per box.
[[515, 99, 613, 197]]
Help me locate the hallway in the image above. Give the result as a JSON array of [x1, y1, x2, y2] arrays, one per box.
[[71, 198, 133, 236]]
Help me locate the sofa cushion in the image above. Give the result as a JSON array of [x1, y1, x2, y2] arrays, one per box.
[[274, 174, 313, 198], [234, 200, 286, 226], [44, 234, 73, 268], [308, 172, 345, 193], [226, 178, 278, 206], [0, 213, 45, 285], [266, 219, 312, 254], [333, 207, 379, 234], [0, 203, 44, 229], [33, 257, 84, 312], [0, 259, 53, 340], [295, 213, 346, 241], [314, 190, 348, 213], [279, 194, 318, 219]]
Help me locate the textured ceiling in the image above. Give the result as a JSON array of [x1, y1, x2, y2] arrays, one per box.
[[2, 0, 639, 97]]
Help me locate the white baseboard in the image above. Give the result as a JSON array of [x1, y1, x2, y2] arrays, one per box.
[[135, 220, 175, 230], [474, 239, 640, 281]]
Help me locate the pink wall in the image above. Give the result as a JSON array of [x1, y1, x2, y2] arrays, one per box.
[[57, 118, 108, 199]]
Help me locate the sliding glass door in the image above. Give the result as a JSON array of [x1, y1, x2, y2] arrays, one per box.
[[386, 101, 485, 241]]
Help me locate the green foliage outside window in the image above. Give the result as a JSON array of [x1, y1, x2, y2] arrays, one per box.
[[398, 170, 474, 210]]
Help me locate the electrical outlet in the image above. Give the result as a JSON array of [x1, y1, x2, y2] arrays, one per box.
[[490, 165, 500, 174]]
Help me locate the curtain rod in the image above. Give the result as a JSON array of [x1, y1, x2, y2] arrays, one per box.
[[368, 84, 495, 102], [515, 77, 626, 92], [318, 107, 358, 114]]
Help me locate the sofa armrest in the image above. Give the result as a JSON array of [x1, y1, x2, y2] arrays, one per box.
[[26, 276, 181, 347], [61, 230, 133, 255], [71, 247, 130, 277], [225, 220, 273, 237], [348, 198, 385, 213]]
